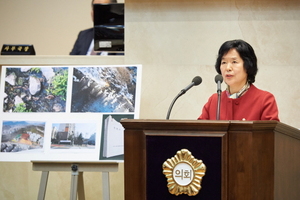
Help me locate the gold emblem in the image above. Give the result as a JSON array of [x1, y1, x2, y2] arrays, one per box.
[[162, 149, 206, 196]]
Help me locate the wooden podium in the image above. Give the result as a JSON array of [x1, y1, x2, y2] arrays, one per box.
[[121, 120, 300, 200]]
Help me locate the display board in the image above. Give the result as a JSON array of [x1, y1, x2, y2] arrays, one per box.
[[0, 65, 142, 162]]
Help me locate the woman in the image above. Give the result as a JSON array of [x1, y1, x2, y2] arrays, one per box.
[[198, 39, 279, 121]]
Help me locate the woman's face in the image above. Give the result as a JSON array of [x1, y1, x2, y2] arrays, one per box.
[[220, 48, 248, 93]]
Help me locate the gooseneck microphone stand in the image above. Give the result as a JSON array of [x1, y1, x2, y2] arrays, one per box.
[[166, 76, 202, 120], [166, 92, 182, 120], [217, 87, 221, 120], [215, 75, 223, 120]]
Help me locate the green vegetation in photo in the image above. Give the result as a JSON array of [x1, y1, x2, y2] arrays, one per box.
[[14, 103, 31, 112], [30, 68, 41, 73], [47, 70, 68, 101]]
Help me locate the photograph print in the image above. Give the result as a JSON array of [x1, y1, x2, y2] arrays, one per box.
[[3, 67, 68, 112], [1, 121, 45, 153], [99, 114, 134, 160], [50, 122, 97, 150], [71, 66, 137, 113]]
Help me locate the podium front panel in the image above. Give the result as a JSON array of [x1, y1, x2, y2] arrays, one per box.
[[123, 120, 300, 200], [145, 132, 225, 199]]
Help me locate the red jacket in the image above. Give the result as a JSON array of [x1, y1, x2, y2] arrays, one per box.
[[198, 84, 280, 121]]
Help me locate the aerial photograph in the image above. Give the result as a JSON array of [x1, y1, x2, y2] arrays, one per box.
[[71, 66, 137, 112]]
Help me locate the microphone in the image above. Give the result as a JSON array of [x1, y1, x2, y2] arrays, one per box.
[[180, 76, 202, 95], [215, 74, 223, 94], [215, 74, 223, 120], [166, 76, 202, 120]]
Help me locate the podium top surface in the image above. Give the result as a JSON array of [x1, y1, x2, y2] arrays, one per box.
[[121, 119, 300, 140]]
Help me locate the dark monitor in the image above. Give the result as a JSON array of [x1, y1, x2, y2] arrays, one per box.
[[93, 3, 124, 53]]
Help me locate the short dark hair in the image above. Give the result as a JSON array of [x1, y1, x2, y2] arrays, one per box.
[[215, 39, 258, 84]]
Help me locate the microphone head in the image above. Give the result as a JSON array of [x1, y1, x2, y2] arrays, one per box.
[[215, 74, 223, 83], [192, 76, 202, 86]]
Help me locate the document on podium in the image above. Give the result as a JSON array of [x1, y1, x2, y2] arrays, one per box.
[[103, 115, 125, 158]]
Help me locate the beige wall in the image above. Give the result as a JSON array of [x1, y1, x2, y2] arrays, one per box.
[[0, 0, 300, 199]]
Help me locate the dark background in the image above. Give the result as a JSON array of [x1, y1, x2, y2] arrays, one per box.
[[146, 135, 222, 200]]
